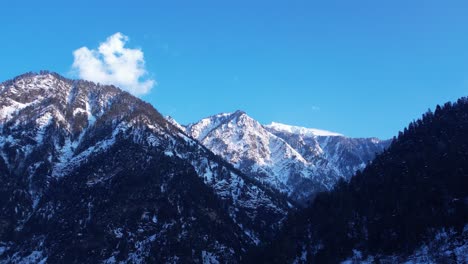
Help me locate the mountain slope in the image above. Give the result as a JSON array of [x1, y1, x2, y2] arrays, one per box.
[[0, 72, 289, 263], [186, 111, 389, 202], [251, 98, 468, 263], [266, 122, 389, 180], [186, 111, 317, 200]]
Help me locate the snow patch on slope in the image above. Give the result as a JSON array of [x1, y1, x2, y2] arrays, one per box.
[[266, 122, 343, 137]]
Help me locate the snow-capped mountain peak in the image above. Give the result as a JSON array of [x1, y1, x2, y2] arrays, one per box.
[[185, 111, 316, 197], [164, 115, 185, 132], [188, 110, 306, 164], [266, 122, 343, 137], [186, 111, 390, 202]]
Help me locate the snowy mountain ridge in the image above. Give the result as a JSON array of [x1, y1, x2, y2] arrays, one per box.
[[185, 111, 316, 198], [183, 111, 390, 202], [266, 122, 343, 137]]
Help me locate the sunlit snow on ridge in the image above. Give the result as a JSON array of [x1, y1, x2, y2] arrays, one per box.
[[266, 122, 343, 137]]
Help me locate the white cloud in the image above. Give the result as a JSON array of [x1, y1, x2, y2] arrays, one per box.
[[72, 32, 155, 96]]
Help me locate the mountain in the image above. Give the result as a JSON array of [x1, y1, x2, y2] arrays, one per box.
[[251, 99, 468, 263], [266, 122, 390, 182], [185, 111, 389, 202], [0, 72, 290, 263]]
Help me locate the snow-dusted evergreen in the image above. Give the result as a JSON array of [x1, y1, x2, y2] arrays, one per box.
[[185, 111, 389, 202]]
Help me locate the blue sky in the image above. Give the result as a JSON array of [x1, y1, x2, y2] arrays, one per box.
[[1, 1, 467, 138]]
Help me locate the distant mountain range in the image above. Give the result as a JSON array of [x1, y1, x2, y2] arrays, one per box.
[[177, 110, 389, 202], [0, 72, 466, 263]]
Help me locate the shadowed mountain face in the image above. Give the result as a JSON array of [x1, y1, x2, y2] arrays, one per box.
[[0, 72, 290, 263], [184, 111, 389, 203], [249, 98, 468, 263]]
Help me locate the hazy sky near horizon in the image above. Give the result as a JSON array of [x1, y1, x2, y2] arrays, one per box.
[[1, 1, 468, 138]]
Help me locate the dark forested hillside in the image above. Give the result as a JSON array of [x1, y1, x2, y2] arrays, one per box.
[[251, 98, 468, 263]]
